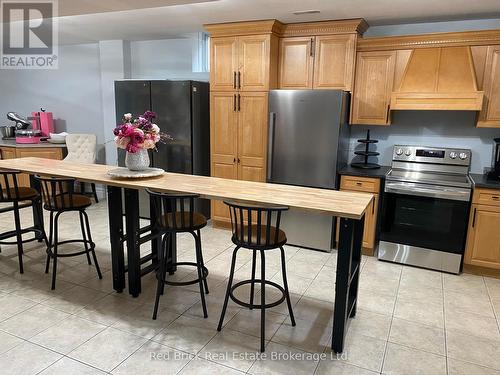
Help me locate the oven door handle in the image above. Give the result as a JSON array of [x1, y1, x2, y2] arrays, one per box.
[[385, 182, 471, 202]]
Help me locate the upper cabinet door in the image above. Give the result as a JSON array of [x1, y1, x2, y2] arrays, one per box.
[[238, 35, 271, 91], [313, 34, 356, 90], [477, 46, 500, 128], [351, 51, 396, 125], [210, 37, 239, 91], [237, 92, 268, 182], [278, 37, 314, 89]]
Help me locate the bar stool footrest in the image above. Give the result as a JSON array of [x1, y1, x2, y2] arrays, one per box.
[[230, 279, 286, 309], [0, 227, 45, 245], [46, 239, 95, 258], [160, 262, 208, 287]]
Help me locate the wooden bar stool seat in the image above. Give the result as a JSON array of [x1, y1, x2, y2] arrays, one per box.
[[161, 211, 207, 231], [2, 186, 39, 200], [47, 194, 92, 211], [147, 189, 210, 320], [217, 201, 296, 352]]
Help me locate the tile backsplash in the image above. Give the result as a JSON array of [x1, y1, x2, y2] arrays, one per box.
[[349, 110, 500, 174]]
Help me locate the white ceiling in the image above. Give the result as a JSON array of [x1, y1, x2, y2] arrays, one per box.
[[12, 0, 500, 44]]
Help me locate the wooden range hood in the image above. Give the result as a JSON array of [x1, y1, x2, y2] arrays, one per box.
[[390, 47, 484, 111]]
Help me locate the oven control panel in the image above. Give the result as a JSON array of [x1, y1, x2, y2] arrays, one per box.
[[392, 145, 471, 166]]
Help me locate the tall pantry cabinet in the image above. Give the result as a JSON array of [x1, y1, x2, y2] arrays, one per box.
[[205, 21, 281, 226]]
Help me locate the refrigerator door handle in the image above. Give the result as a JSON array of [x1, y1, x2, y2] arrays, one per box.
[[267, 112, 276, 181]]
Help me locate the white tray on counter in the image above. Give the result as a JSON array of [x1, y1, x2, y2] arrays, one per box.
[[107, 167, 165, 179]]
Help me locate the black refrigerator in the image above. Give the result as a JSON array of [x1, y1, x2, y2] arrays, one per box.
[[114, 80, 210, 218]]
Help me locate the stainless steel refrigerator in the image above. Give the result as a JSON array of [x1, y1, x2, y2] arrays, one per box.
[[115, 80, 210, 218], [267, 90, 350, 252]]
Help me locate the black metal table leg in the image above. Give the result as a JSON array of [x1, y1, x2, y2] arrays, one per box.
[[30, 175, 44, 240], [332, 215, 364, 353], [149, 195, 161, 269], [107, 186, 125, 293], [163, 199, 177, 275], [125, 188, 141, 297]]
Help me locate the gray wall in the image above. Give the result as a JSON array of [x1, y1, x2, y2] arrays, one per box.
[[349, 111, 500, 174], [130, 38, 209, 81], [0, 43, 105, 160]]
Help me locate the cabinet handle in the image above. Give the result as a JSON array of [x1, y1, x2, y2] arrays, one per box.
[[310, 38, 314, 56], [233, 71, 237, 89], [238, 158, 241, 163], [386, 104, 391, 124], [372, 198, 375, 214], [492, 196, 499, 200], [238, 71, 241, 89], [356, 182, 362, 186], [233, 94, 237, 112], [237, 94, 241, 112], [472, 208, 477, 228], [233, 157, 236, 163]]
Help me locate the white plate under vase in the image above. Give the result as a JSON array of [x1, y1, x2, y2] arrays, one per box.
[[107, 167, 164, 179]]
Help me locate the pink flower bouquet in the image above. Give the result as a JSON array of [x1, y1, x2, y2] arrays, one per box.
[[113, 111, 171, 153]]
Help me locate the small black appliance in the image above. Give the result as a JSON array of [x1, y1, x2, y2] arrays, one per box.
[[487, 138, 500, 181]]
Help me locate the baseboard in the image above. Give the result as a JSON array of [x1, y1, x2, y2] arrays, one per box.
[[211, 220, 232, 230], [463, 264, 500, 279]]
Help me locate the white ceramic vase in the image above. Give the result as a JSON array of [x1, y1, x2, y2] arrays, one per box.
[[125, 149, 150, 171]]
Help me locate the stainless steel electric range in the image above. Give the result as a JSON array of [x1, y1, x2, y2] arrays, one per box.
[[378, 145, 472, 274]]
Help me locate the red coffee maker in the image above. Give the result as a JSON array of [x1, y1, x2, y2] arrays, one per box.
[[31, 109, 54, 137]]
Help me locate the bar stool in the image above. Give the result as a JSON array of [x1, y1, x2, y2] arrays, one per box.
[[146, 189, 209, 320], [217, 202, 296, 352], [0, 169, 47, 273], [35, 175, 102, 290]]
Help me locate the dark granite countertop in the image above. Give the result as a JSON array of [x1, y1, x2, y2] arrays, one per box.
[[0, 139, 66, 148], [339, 165, 391, 179], [470, 173, 500, 190]]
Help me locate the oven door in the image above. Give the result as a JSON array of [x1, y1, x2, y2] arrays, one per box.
[[381, 181, 470, 253]]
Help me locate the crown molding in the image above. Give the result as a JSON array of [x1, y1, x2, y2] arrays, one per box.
[[204, 18, 368, 38], [358, 29, 500, 51], [279, 19, 368, 37], [204, 20, 284, 37]]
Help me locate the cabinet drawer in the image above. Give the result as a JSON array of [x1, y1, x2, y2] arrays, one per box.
[[473, 188, 500, 207], [340, 176, 380, 193]]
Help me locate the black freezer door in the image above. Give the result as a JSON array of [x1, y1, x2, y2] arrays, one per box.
[[114, 81, 152, 167], [151, 81, 193, 174]]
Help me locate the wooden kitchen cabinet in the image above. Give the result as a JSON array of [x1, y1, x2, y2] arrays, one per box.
[[210, 92, 269, 225], [476, 45, 500, 128], [465, 188, 500, 269], [313, 34, 356, 90], [210, 37, 239, 92], [0, 147, 16, 160], [278, 34, 356, 90], [210, 35, 276, 92], [338, 175, 380, 254], [278, 37, 314, 89], [351, 51, 396, 125], [0, 146, 66, 187]]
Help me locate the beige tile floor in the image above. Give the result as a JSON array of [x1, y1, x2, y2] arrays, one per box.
[[0, 200, 500, 374]]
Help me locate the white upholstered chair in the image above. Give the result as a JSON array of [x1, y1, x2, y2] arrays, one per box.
[[64, 134, 99, 202]]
